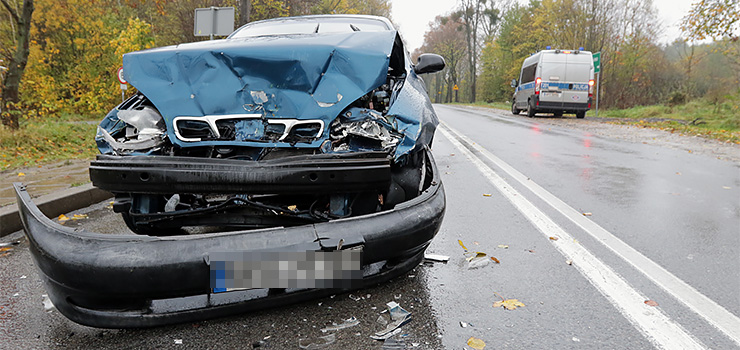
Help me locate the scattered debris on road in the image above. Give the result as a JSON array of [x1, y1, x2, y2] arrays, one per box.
[[493, 293, 525, 310], [298, 333, 336, 349], [424, 254, 450, 262], [371, 301, 412, 340], [320, 316, 359, 332]]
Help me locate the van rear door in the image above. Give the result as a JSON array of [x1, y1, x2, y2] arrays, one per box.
[[539, 53, 567, 104], [562, 53, 592, 105]]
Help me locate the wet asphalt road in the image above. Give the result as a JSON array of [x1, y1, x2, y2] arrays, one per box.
[[1, 105, 738, 349]]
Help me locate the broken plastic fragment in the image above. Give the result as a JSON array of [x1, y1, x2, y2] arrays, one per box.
[[423, 254, 450, 262], [460, 321, 469, 328], [372, 302, 412, 340], [465, 252, 490, 269], [644, 300, 659, 307], [299, 333, 336, 349], [42, 294, 54, 312], [467, 337, 486, 349], [0, 241, 20, 247], [165, 194, 180, 212], [321, 316, 359, 332]]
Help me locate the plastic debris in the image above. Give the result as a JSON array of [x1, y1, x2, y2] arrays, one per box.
[[377, 315, 389, 326], [572, 337, 581, 342], [349, 294, 361, 301], [299, 333, 336, 349], [321, 316, 359, 332], [20, 275, 27, 279], [174, 339, 183, 345], [460, 321, 469, 328], [644, 300, 659, 307], [465, 252, 490, 269], [497, 244, 509, 249], [42, 294, 54, 312], [0, 241, 20, 247], [371, 301, 412, 340], [423, 254, 450, 262], [467, 337, 486, 349]]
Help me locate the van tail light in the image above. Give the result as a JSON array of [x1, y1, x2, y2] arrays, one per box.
[[535, 77, 542, 95], [588, 79, 595, 97]]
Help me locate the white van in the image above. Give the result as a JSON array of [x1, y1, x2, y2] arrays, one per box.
[[510, 49, 594, 118]]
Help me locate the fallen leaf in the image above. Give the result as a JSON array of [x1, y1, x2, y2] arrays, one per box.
[[467, 337, 486, 349], [474, 241, 479, 245], [498, 244, 509, 249], [450, 153, 455, 156], [644, 300, 659, 307], [0, 247, 12, 253], [287, 205, 298, 211], [490, 257, 500, 263], [582, 212, 592, 216], [72, 214, 88, 220], [57, 214, 70, 223], [493, 299, 525, 310], [17, 172, 25, 177], [549, 236, 559, 241], [527, 249, 536, 253], [482, 193, 492, 197], [458, 239, 468, 251], [466, 252, 487, 261]]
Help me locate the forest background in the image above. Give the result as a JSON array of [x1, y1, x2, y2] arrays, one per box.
[[0, 0, 738, 169]]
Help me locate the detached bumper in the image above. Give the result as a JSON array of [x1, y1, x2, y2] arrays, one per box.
[[13, 151, 445, 328]]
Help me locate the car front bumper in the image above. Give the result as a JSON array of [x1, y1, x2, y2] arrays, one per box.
[[13, 150, 445, 328]]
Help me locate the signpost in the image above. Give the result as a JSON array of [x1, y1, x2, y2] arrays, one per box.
[[194, 7, 235, 40], [117, 67, 127, 103], [593, 52, 601, 117]]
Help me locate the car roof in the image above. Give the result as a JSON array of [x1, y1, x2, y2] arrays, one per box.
[[228, 15, 394, 38]]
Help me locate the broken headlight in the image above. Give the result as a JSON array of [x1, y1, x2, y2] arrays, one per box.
[[329, 107, 401, 153]]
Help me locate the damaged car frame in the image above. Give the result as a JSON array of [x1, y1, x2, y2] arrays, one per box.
[[15, 15, 446, 328]]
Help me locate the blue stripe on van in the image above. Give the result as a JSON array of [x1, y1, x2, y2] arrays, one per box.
[[541, 82, 589, 91]]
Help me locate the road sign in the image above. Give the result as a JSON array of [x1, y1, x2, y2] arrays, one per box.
[[116, 67, 127, 84], [453, 84, 459, 91], [593, 52, 601, 73], [194, 7, 235, 39]]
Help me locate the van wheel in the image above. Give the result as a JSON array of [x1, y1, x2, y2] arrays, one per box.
[[576, 111, 585, 119], [527, 100, 536, 118], [511, 101, 520, 115]]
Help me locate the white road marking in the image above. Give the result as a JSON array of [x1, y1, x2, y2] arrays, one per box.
[[440, 120, 740, 346], [439, 125, 706, 350]]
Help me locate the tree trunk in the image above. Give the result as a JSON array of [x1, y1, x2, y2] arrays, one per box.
[[1, 0, 34, 130], [238, 0, 251, 27]]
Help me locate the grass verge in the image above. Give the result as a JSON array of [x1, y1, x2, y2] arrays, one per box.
[[0, 118, 99, 172]]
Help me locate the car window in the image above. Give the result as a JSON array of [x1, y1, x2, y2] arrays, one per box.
[[230, 17, 390, 38]]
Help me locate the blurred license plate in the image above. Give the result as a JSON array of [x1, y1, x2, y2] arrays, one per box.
[[209, 250, 362, 292]]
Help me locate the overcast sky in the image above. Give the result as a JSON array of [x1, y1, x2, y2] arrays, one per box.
[[391, 0, 695, 52]]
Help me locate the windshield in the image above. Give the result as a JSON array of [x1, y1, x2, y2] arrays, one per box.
[[229, 17, 391, 38]]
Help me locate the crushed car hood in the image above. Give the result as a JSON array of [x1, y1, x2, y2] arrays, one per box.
[[124, 33, 391, 131]]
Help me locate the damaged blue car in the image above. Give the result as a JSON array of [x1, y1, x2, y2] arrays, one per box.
[[14, 15, 446, 328]]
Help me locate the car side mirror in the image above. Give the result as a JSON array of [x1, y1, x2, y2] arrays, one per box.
[[414, 54, 446, 74], [510, 79, 517, 88]]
